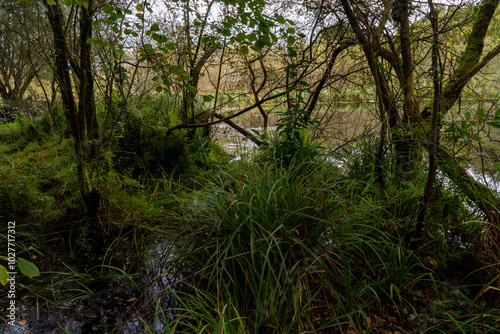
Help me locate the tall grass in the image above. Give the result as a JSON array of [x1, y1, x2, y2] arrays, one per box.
[[142, 139, 500, 333], [150, 162, 421, 332]]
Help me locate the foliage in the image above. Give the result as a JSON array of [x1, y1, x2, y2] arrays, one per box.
[[164, 162, 341, 332], [257, 105, 322, 166], [1, 112, 498, 332], [2, 0, 500, 332], [0, 257, 40, 285], [146, 158, 499, 333], [108, 110, 229, 178]]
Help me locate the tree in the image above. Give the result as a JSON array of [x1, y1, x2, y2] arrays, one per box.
[[0, 1, 47, 105], [100, 0, 314, 142], [336, 0, 500, 266], [42, 0, 101, 246]]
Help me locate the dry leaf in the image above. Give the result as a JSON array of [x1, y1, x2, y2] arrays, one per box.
[[23, 330, 30, 334], [18, 319, 27, 326], [126, 297, 137, 302]]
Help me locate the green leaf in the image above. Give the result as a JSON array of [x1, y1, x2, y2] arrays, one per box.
[[476, 106, 485, 121], [287, 27, 295, 34], [486, 121, 500, 128], [169, 65, 186, 75], [287, 35, 296, 45], [186, 85, 197, 93], [203, 95, 213, 103], [240, 46, 249, 55], [495, 108, 500, 119], [103, 6, 114, 14], [0, 265, 8, 286], [464, 111, 471, 120], [155, 86, 163, 93], [165, 43, 176, 50], [64, 0, 72, 6], [152, 33, 167, 43], [46, 0, 56, 5], [150, 23, 160, 32], [276, 15, 286, 24], [255, 39, 266, 50], [17, 258, 40, 278], [236, 32, 246, 42], [136, 4, 143, 11]]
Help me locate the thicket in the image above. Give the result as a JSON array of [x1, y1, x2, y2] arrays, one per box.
[[1, 97, 498, 333]]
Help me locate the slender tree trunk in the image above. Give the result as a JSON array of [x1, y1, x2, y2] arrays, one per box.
[[392, 0, 425, 183], [44, 0, 101, 234], [80, 1, 99, 159], [77, 0, 101, 220], [415, 0, 441, 240]]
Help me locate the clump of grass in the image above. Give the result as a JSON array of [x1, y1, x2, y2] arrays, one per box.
[[145, 139, 499, 333], [154, 162, 439, 332], [159, 161, 342, 332]]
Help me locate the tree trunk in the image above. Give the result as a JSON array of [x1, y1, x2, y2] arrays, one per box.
[[44, 0, 101, 238], [80, 1, 100, 160], [415, 0, 441, 240], [435, 146, 499, 224]]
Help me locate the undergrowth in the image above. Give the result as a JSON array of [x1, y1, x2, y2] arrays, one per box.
[[1, 112, 499, 333], [151, 158, 500, 333]]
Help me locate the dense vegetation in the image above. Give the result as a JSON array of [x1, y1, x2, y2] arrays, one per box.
[[1, 0, 499, 333]]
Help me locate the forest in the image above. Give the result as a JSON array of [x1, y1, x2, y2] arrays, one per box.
[[0, 0, 500, 332]]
